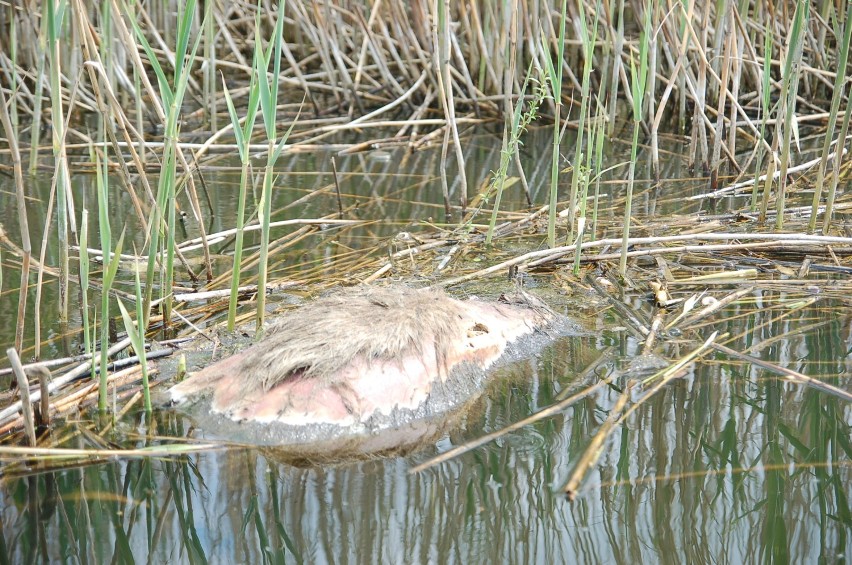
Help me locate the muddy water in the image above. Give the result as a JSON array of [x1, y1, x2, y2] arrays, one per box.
[[1, 132, 850, 562]]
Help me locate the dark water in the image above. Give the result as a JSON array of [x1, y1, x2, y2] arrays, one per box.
[[1, 132, 850, 563]]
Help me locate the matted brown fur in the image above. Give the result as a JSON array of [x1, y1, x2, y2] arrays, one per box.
[[168, 285, 556, 427], [248, 286, 467, 391]]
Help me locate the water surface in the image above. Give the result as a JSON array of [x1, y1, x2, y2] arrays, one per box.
[[1, 132, 850, 563]]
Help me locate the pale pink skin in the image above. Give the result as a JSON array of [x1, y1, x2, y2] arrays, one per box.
[[169, 299, 545, 427]]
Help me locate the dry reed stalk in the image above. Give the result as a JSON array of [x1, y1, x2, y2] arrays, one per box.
[[712, 343, 852, 402], [727, 12, 744, 163], [642, 310, 666, 354], [172, 282, 302, 303], [719, 297, 819, 348], [32, 180, 57, 360], [1, 0, 847, 155], [437, 232, 852, 288], [710, 10, 733, 192], [672, 286, 754, 329], [46, 0, 75, 324], [71, 1, 150, 230], [646, 1, 659, 185], [0, 442, 220, 460], [109, 0, 213, 281], [0, 337, 133, 426], [563, 384, 632, 500], [0, 83, 31, 352]]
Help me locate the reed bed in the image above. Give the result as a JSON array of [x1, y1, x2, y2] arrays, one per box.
[[0, 0, 851, 471]]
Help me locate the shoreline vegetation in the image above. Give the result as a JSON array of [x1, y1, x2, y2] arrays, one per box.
[[0, 0, 851, 488]]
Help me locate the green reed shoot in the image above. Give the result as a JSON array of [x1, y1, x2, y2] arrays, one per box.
[[79, 209, 92, 371], [619, 5, 650, 276], [568, 0, 600, 242], [575, 103, 617, 274], [223, 50, 262, 330], [572, 103, 604, 275], [751, 24, 773, 212], [485, 63, 543, 245], [808, 4, 852, 232], [546, 0, 568, 249], [47, 0, 70, 322], [128, 0, 204, 328], [590, 97, 607, 240], [774, 0, 809, 230], [822, 75, 852, 234], [607, 0, 625, 137], [95, 152, 124, 411], [28, 13, 47, 173], [204, 0, 218, 132], [133, 254, 150, 410], [116, 259, 151, 412], [255, 1, 289, 335]]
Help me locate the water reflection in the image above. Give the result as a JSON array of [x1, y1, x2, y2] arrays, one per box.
[[1, 134, 851, 562], [2, 297, 850, 562]]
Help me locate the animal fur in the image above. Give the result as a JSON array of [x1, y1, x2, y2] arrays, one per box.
[[168, 285, 555, 425]]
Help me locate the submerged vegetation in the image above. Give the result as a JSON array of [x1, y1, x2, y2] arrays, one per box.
[[0, 1, 851, 558]]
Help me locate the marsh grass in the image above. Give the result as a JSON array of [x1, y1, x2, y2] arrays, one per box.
[[774, 0, 809, 230], [567, 0, 600, 242], [47, 0, 72, 323], [485, 63, 544, 245], [254, 0, 289, 336], [95, 152, 124, 411], [1, 0, 852, 431], [128, 0, 204, 330], [618, 4, 650, 276], [808, 3, 852, 233], [545, 0, 569, 249], [222, 53, 261, 331]]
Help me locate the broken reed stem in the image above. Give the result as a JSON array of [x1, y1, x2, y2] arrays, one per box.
[[669, 287, 754, 330], [642, 310, 666, 354], [438, 233, 852, 288], [7, 348, 37, 446], [563, 331, 719, 500], [711, 343, 852, 403], [331, 156, 344, 218], [0, 337, 133, 426], [34, 366, 53, 427], [0, 443, 222, 460], [563, 384, 632, 500]]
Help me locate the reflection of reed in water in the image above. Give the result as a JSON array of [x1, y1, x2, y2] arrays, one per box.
[[1, 298, 849, 564]]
